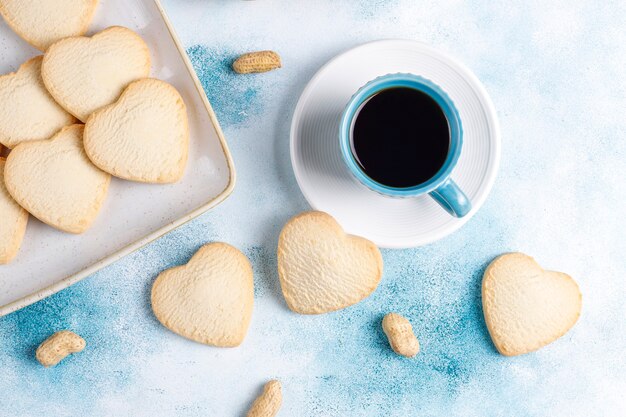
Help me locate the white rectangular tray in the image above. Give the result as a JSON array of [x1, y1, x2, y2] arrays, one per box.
[[0, 0, 235, 316]]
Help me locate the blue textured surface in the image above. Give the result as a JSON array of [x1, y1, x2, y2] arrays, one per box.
[[1, 0, 625, 415]]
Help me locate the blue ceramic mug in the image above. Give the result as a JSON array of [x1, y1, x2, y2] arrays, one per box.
[[339, 73, 471, 217]]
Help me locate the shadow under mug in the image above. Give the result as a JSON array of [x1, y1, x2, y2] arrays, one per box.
[[339, 73, 471, 218]]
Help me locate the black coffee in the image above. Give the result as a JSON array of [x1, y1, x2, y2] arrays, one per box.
[[351, 87, 450, 188]]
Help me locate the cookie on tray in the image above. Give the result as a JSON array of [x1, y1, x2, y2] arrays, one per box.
[[0, 56, 76, 149], [42, 26, 150, 122], [0, 157, 28, 264], [0, 0, 99, 51], [4, 125, 111, 234], [84, 78, 189, 183]]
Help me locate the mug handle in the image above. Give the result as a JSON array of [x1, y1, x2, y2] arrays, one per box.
[[429, 178, 471, 218]]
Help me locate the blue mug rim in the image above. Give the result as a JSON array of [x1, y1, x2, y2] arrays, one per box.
[[339, 73, 463, 197]]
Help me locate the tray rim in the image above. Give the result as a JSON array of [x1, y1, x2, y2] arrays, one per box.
[[0, 0, 236, 317]]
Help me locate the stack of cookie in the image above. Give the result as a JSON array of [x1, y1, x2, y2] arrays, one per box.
[[0, 1, 189, 264]]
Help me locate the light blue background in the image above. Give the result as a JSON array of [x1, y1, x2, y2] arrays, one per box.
[[1, 1, 625, 415]]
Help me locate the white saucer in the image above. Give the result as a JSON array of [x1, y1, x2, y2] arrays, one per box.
[[290, 40, 501, 248]]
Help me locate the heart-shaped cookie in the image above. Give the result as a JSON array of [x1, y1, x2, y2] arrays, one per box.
[[482, 253, 582, 356], [0, 158, 28, 264], [42, 26, 151, 122], [84, 78, 189, 183], [0, 56, 76, 149], [277, 211, 383, 314], [151, 243, 254, 347], [4, 124, 110, 234], [0, 0, 98, 51]]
